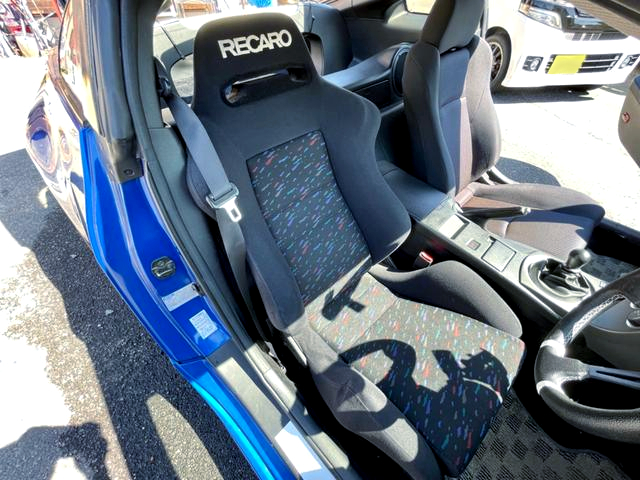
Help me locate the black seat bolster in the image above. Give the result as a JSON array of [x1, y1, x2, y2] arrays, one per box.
[[403, 42, 458, 194], [369, 261, 522, 338]]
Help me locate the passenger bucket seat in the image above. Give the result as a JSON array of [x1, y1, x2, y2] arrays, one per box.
[[402, 0, 605, 260], [188, 13, 525, 479]]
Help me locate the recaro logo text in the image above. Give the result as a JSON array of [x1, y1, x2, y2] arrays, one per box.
[[218, 30, 293, 59]]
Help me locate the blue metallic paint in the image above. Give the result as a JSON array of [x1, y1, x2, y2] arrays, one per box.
[[77, 125, 293, 478], [178, 359, 295, 480], [79, 126, 227, 361], [26, 62, 88, 237]]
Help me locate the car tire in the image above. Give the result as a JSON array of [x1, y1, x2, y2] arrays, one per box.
[[486, 32, 510, 92]]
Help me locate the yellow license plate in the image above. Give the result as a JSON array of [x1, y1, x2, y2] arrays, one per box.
[[548, 54, 586, 74]]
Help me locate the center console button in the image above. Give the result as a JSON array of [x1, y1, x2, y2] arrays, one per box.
[[466, 239, 481, 251]]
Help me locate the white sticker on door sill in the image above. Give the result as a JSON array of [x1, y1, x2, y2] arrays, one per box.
[[189, 310, 218, 339], [275, 422, 334, 479], [162, 283, 200, 311]]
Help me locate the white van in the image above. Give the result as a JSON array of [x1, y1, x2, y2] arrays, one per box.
[[485, 0, 640, 90]]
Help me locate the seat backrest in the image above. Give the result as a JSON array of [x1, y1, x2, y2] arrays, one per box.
[[190, 13, 411, 334], [403, 0, 501, 194], [302, 3, 353, 75]]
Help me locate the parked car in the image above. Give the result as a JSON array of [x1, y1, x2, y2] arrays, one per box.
[[0, 0, 56, 56], [24, 0, 640, 478], [485, 0, 640, 90], [0, 27, 13, 56], [0, 1, 33, 55]]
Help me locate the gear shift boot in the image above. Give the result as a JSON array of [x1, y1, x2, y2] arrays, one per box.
[[539, 249, 593, 298]]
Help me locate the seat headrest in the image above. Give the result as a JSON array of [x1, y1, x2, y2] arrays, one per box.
[[420, 0, 485, 53], [193, 13, 317, 109]]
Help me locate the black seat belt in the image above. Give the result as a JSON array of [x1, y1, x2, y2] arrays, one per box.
[[155, 63, 273, 349]]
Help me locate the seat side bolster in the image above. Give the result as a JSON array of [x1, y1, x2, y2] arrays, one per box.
[[296, 327, 443, 480], [319, 83, 411, 263], [464, 37, 502, 181], [369, 261, 523, 338], [403, 44, 457, 194]]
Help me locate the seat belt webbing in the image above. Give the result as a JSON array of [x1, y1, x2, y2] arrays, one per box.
[[155, 63, 272, 346]]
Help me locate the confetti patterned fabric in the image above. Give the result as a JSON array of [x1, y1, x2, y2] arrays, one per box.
[[247, 129, 525, 475], [307, 270, 525, 475], [342, 304, 524, 475], [248, 131, 371, 306]]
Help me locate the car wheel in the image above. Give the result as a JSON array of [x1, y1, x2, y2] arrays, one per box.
[[486, 32, 510, 92]]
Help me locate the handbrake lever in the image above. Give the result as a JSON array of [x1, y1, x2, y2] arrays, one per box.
[[461, 205, 531, 219]]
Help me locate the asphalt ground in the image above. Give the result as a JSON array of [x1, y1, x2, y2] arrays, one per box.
[[1, 56, 639, 480], [0, 57, 254, 479], [494, 78, 640, 231]]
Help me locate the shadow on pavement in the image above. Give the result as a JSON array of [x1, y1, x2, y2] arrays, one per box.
[[0, 423, 108, 480], [493, 86, 595, 105], [496, 157, 561, 186], [0, 149, 254, 479]]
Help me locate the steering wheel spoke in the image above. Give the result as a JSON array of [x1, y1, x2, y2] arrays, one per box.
[[587, 365, 640, 391], [553, 355, 590, 382], [534, 268, 640, 443]]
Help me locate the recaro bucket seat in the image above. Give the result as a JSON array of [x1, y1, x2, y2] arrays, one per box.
[[402, 0, 605, 260], [188, 13, 525, 479]]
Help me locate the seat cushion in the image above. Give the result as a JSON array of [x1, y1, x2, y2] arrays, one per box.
[[458, 182, 605, 259], [484, 210, 596, 260], [462, 182, 605, 221], [307, 271, 525, 476]]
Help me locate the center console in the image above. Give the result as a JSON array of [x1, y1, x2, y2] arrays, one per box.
[[386, 177, 640, 371], [403, 196, 609, 325]]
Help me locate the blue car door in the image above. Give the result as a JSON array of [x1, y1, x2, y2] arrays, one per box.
[[26, 2, 87, 238]]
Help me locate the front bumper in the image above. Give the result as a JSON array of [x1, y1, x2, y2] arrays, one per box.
[[502, 16, 640, 88]]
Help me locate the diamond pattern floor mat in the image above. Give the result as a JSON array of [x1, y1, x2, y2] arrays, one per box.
[[457, 393, 630, 480], [582, 252, 636, 284]]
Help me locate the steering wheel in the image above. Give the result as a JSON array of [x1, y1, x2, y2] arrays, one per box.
[[534, 269, 640, 443]]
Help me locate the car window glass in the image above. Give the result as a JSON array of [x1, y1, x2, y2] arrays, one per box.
[[405, 0, 436, 15], [156, 0, 303, 99], [171, 54, 194, 98], [58, 2, 85, 104], [157, 0, 302, 22]]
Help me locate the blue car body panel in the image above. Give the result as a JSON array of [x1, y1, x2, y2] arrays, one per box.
[[178, 358, 295, 480], [25, 49, 296, 480], [79, 126, 229, 361], [26, 69, 88, 237]]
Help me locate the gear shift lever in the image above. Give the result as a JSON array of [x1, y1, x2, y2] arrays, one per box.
[[540, 248, 593, 297], [565, 248, 592, 271]]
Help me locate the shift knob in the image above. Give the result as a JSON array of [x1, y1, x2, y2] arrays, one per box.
[[565, 248, 592, 270]]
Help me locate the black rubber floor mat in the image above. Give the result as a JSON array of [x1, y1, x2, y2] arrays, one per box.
[[457, 393, 630, 480]]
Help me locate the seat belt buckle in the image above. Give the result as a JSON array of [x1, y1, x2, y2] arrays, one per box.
[[206, 183, 242, 222], [413, 251, 434, 269]]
